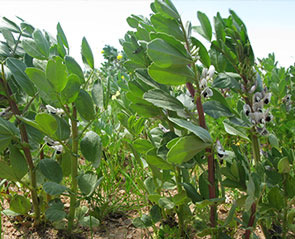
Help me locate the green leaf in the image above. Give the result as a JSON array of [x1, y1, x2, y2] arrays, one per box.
[[203, 100, 234, 119], [182, 182, 203, 203], [268, 187, 285, 210], [22, 39, 47, 60], [61, 74, 81, 104], [190, 37, 210, 68], [54, 116, 70, 140], [167, 135, 210, 164], [197, 11, 212, 41], [143, 89, 183, 111], [133, 139, 153, 154], [46, 56, 68, 92], [25, 67, 57, 104], [6, 57, 36, 96], [168, 117, 212, 143], [77, 173, 103, 196], [158, 197, 175, 209], [33, 29, 50, 58], [75, 89, 95, 121], [91, 79, 103, 108], [10, 195, 31, 215], [43, 182, 67, 195], [199, 172, 209, 199], [146, 149, 173, 170], [61, 151, 71, 177], [2, 29, 15, 48], [154, 0, 180, 20], [147, 38, 192, 68], [286, 176, 295, 198], [57, 23, 68, 49], [79, 216, 100, 228], [0, 117, 19, 152], [213, 72, 241, 90], [45, 199, 66, 221], [150, 14, 184, 41], [9, 146, 28, 180], [278, 157, 290, 174], [269, 134, 279, 149], [80, 131, 102, 168], [64, 56, 84, 82], [38, 158, 63, 183], [150, 205, 161, 223], [81, 37, 94, 69], [148, 63, 194, 85], [35, 113, 58, 136], [223, 121, 249, 140], [0, 161, 17, 181]]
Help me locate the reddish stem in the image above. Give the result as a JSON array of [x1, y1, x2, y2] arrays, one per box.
[[244, 202, 257, 239]]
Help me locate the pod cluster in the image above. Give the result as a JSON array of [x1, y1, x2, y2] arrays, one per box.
[[243, 88, 272, 135]]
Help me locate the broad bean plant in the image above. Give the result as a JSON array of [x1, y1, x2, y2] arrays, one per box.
[[119, 0, 295, 238], [0, 17, 104, 232]]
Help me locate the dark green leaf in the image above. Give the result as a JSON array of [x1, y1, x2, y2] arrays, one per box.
[[182, 182, 202, 203], [158, 197, 175, 209], [38, 158, 63, 183], [6, 58, 36, 96], [203, 100, 234, 119], [9, 146, 28, 180], [54, 116, 70, 140], [45, 199, 66, 221], [61, 74, 81, 104], [268, 187, 284, 210], [168, 117, 212, 143], [43, 182, 67, 195], [75, 89, 95, 121], [223, 120, 249, 140], [80, 131, 102, 168], [213, 72, 241, 90], [143, 89, 183, 111], [0, 161, 17, 181]]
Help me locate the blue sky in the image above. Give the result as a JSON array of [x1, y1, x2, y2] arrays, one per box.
[[1, 0, 294, 67]]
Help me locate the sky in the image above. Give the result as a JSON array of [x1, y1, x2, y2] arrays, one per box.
[[1, 0, 295, 68]]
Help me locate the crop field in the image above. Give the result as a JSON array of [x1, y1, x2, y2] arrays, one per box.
[[0, 0, 295, 238]]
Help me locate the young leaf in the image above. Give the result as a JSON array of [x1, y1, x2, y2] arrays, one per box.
[[81, 37, 94, 69], [46, 56, 68, 92], [154, 0, 180, 20], [80, 131, 102, 168], [167, 135, 210, 164], [10, 195, 31, 215], [57, 23, 69, 49], [6, 57, 36, 96], [197, 11, 212, 41], [35, 113, 58, 136]]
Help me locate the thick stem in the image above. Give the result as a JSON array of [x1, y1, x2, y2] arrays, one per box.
[[244, 202, 257, 239], [67, 106, 78, 232], [282, 174, 288, 239], [1, 67, 40, 225], [175, 167, 185, 237]]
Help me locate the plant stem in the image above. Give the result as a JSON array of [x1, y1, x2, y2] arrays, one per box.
[[1, 64, 40, 225], [244, 202, 256, 239], [175, 167, 185, 237], [250, 130, 260, 164], [68, 105, 79, 232], [282, 174, 288, 239]]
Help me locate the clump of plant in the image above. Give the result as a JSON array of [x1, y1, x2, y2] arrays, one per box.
[[0, 17, 104, 233]]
